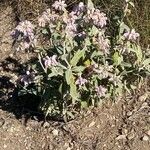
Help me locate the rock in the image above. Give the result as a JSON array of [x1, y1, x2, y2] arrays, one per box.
[[142, 135, 149, 141], [52, 129, 59, 136], [89, 121, 95, 127], [127, 111, 132, 117], [127, 133, 135, 140], [116, 135, 126, 140], [43, 122, 50, 128]]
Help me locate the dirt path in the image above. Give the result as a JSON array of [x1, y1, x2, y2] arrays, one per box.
[[0, 89, 150, 150]]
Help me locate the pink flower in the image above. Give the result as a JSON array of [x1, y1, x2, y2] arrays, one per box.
[[16, 21, 35, 39], [95, 85, 107, 97], [109, 75, 121, 86], [97, 35, 110, 54], [38, 9, 59, 28], [44, 55, 58, 68], [38, 17, 47, 27], [73, 2, 85, 15], [65, 22, 77, 37], [75, 76, 87, 86], [20, 71, 35, 86], [52, 0, 67, 11], [87, 8, 107, 28], [123, 29, 139, 41]]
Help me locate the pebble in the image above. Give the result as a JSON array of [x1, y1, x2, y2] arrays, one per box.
[[89, 121, 95, 127], [52, 129, 59, 136], [116, 135, 126, 140], [127, 132, 135, 140], [43, 122, 50, 128], [142, 135, 149, 141], [127, 111, 132, 117]]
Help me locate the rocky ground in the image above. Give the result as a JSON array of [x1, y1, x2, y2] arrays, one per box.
[[0, 2, 150, 150]]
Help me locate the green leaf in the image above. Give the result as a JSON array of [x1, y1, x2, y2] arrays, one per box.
[[85, 37, 91, 46], [72, 66, 85, 73], [113, 51, 123, 66], [143, 58, 150, 66], [65, 69, 73, 85], [121, 62, 132, 68], [91, 26, 99, 35], [42, 29, 48, 34], [70, 50, 85, 66], [70, 82, 78, 102], [119, 22, 130, 35], [81, 101, 88, 108], [87, 0, 94, 9], [91, 50, 103, 58], [136, 45, 143, 63]]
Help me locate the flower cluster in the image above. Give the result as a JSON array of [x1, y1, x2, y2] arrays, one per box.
[[87, 8, 107, 28], [96, 35, 110, 54], [11, 20, 36, 50], [73, 2, 85, 15], [38, 9, 59, 28], [95, 85, 107, 97], [75, 76, 87, 87], [123, 29, 139, 41], [44, 55, 58, 68], [52, 0, 67, 11], [12, 0, 147, 118], [19, 71, 35, 86]]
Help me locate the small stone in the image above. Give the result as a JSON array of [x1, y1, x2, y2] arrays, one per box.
[[142, 135, 149, 141], [4, 144, 7, 148], [122, 129, 128, 135], [116, 135, 126, 140], [89, 121, 95, 127], [52, 129, 59, 136], [9, 53, 13, 57], [43, 122, 50, 128], [127, 133, 135, 140], [127, 111, 132, 117]]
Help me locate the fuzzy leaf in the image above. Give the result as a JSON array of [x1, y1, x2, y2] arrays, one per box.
[[87, 0, 94, 9], [113, 51, 123, 66], [65, 69, 73, 85], [70, 50, 85, 66], [70, 82, 78, 102], [143, 58, 150, 66]]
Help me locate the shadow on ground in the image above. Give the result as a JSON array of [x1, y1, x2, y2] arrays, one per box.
[[0, 56, 45, 125]]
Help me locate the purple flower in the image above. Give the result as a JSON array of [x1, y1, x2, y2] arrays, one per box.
[[38, 9, 59, 28], [97, 35, 110, 54], [95, 85, 107, 97], [75, 76, 87, 86], [44, 55, 58, 68], [77, 31, 86, 39], [52, 0, 67, 11], [16, 21, 35, 39], [73, 2, 85, 15], [87, 8, 107, 28], [123, 29, 139, 41], [65, 22, 77, 37], [109, 75, 121, 86], [20, 71, 35, 86], [11, 20, 36, 50]]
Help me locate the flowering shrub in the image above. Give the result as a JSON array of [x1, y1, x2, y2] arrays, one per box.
[[12, 0, 150, 120]]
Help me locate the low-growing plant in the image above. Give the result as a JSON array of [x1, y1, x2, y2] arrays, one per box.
[[11, 0, 150, 121]]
